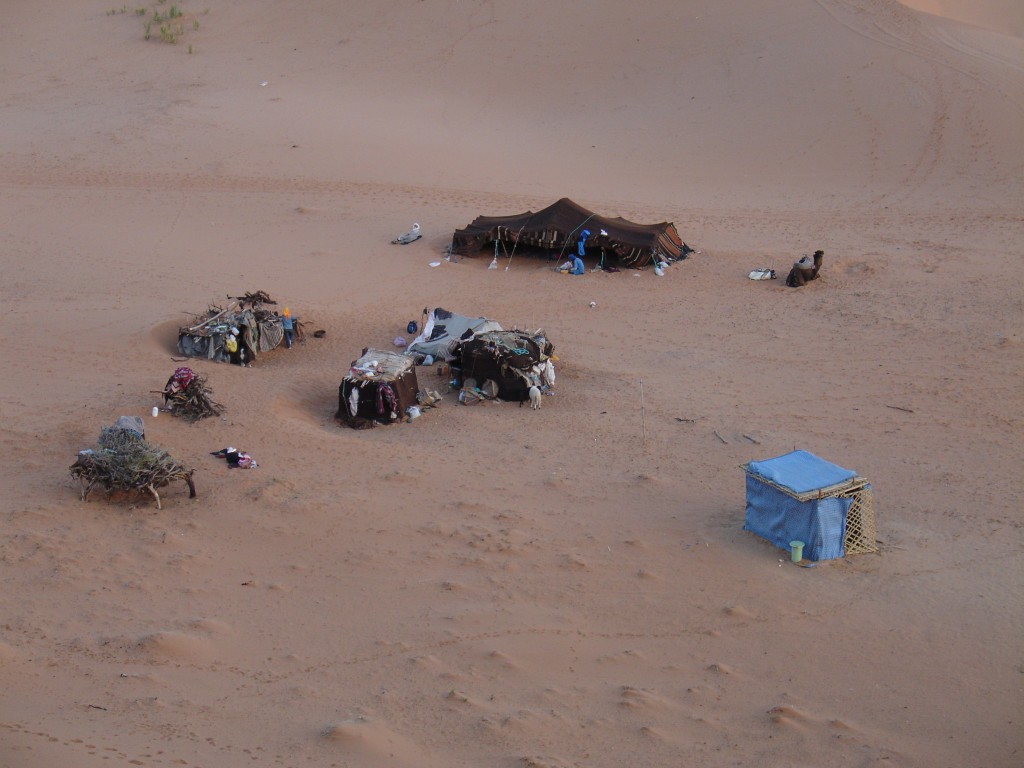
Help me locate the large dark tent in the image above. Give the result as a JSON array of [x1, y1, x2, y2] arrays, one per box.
[[450, 197, 689, 268]]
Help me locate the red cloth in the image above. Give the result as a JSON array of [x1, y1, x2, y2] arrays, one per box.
[[172, 367, 195, 388]]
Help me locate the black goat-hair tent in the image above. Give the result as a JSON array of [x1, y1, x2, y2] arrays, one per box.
[[450, 197, 689, 267]]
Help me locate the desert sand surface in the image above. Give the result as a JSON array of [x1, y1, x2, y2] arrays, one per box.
[[1, 1, 1022, 766]]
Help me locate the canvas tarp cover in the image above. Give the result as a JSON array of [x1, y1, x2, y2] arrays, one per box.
[[450, 197, 686, 267], [337, 349, 420, 429], [405, 308, 502, 361], [747, 450, 857, 497], [742, 451, 861, 562]]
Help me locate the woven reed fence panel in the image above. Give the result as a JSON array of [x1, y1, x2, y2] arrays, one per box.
[[840, 486, 878, 555]]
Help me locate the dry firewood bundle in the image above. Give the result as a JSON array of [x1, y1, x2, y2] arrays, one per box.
[[70, 427, 196, 510], [167, 375, 224, 422], [229, 290, 277, 309]]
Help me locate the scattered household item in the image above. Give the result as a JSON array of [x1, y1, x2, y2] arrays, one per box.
[[748, 268, 777, 280], [210, 447, 257, 469], [790, 540, 805, 563], [152, 406, 159, 418], [393, 336, 407, 347], [392, 222, 421, 245], [337, 349, 421, 429], [416, 389, 444, 408], [742, 450, 877, 562], [450, 197, 692, 269], [407, 320, 418, 335]]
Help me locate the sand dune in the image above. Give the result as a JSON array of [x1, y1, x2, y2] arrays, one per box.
[[1, 1, 1022, 766]]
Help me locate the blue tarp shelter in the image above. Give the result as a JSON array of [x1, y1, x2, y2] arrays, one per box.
[[742, 450, 876, 561]]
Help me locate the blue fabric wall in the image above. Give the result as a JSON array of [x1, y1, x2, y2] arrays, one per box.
[[743, 475, 852, 561]]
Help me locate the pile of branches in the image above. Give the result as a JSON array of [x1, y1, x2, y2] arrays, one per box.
[[166, 374, 224, 422], [229, 290, 277, 310], [70, 427, 196, 510]]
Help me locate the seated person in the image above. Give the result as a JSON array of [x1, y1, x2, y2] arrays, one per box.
[[786, 249, 824, 287], [569, 254, 585, 275]]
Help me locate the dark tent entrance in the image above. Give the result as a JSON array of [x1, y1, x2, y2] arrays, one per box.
[[450, 197, 690, 269]]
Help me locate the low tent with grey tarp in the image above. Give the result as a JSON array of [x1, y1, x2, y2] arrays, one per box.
[[403, 307, 503, 363], [177, 291, 297, 365]]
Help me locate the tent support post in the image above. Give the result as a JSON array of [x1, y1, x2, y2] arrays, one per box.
[[640, 378, 646, 443]]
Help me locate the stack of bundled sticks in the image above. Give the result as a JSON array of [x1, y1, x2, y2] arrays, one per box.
[[70, 426, 196, 510], [160, 369, 224, 422]]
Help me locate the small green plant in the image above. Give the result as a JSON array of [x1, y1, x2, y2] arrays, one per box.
[[136, 2, 196, 46]]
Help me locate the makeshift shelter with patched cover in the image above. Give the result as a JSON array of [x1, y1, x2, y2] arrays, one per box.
[[177, 291, 299, 366], [337, 349, 421, 429]]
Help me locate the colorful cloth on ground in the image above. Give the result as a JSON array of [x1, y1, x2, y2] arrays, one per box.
[[172, 367, 195, 388]]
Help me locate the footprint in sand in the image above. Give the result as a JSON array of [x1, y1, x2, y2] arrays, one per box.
[[134, 630, 217, 665], [723, 604, 755, 619], [618, 685, 677, 711], [320, 717, 433, 766]]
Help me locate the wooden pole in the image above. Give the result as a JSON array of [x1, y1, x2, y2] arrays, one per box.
[[640, 378, 646, 443]]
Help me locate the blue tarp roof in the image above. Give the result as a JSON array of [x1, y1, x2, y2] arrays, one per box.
[[746, 450, 857, 495]]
